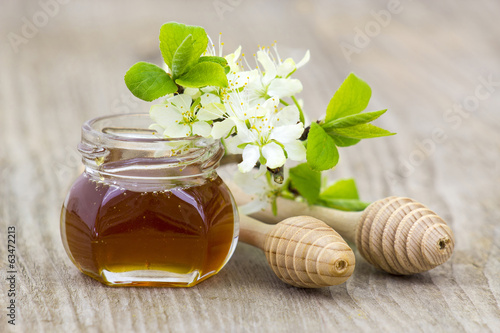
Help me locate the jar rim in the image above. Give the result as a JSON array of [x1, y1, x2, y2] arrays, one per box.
[[83, 113, 207, 143], [78, 113, 224, 181], [80, 112, 220, 154]]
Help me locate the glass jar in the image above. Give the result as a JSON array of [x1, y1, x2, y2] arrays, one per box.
[[60, 114, 239, 287]]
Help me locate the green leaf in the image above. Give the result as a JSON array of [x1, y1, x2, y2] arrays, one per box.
[[159, 22, 208, 70], [306, 122, 339, 171], [171, 35, 195, 79], [320, 179, 359, 200], [198, 56, 228, 67], [330, 136, 361, 147], [318, 179, 369, 211], [198, 56, 230, 74], [176, 62, 228, 88], [317, 198, 370, 212], [322, 110, 387, 129], [124, 62, 177, 102], [325, 73, 372, 122], [289, 163, 321, 204], [327, 123, 396, 139]]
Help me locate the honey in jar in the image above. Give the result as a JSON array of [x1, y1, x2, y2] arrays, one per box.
[[60, 114, 239, 287]]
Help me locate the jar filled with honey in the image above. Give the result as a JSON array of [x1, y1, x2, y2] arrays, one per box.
[[60, 114, 239, 287]]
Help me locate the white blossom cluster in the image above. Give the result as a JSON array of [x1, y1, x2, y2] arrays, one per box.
[[149, 44, 310, 178]]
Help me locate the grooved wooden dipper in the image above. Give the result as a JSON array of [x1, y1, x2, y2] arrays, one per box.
[[239, 215, 355, 288], [236, 193, 455, 275]]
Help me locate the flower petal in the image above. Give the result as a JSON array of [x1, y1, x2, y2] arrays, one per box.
[[234, 119, 256, 143], [267, 78, 303, 98], [257, 50, 277, 85], [262, 96, 280, 110], [262, 142, 286, 169], [201, 86, 218, 94], [238, 199, 269, 215], [284, 140, 306, 161], [296, 50, 310, 69], [238, 144, 260, 173], [192, 121, 212, 137], [277, 58, 296, 78], [150, 104, 182, 127], [149, 124, 165, 137], [228, 70, 255, 90], [223, 135, 243, 154], [225, 46, 242, 73], [269, 123, 304, 143], [169, 94, 192, 112], [233, 169, 268, 194], [184, 88, 201, 99], [164, 122, 191, 138], [275, 105, 300, 126], [197, 103, 226, 120], [200, 92, 220, 106], [211, 119, 235, 139]]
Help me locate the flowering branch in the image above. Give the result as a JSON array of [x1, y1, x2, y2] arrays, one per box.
[[124, 21, 396, 215]]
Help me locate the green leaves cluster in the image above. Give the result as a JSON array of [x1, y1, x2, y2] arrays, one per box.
[[124, 22, 229, 102], [306, 73, 395, 171], [282, 73, 394, 212], [287, 163, 369, 211]]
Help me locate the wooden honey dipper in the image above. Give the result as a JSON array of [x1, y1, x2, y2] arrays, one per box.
[[238, 194, 455, 275], [239, 214, 355, 288]]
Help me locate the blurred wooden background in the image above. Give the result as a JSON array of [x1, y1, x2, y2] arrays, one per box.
[[1, 0, 499, 332]]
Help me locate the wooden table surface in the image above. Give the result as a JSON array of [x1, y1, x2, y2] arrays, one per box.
[[1, 0, 499, 332]]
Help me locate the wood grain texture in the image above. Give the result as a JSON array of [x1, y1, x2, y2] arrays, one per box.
[[238, 194, 455, 275], [1, 0, 499, 332], [359, 197, 454, 275], [240, 215, 355, 288]]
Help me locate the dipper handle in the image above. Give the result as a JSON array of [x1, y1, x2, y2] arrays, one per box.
[[233, 187, 455, 275], [239, 215, 355, 288]]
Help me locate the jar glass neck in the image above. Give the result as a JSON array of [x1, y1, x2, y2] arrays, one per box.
[[78, 114, 224, 184]]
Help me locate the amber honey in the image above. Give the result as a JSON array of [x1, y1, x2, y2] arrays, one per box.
[[61, 173, 237, 287]]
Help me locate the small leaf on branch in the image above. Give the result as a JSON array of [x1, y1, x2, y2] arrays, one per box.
[[198, 56, 229, 67], [159, 22, 208, 70], [318, 179, 369, 211], [175, 62, 228, 88], [171, 35, 196, 78], [325, 73, 372, 122], [327, 123, 396, 139], [322, 109, 387, 129], [306, 122, 339, 171], [317, 198, 370, 211], [289, 163, 321, 204], [124, 62, 177, 101], [330, 136, 361, 147], [320, 178, 359, 199], [198, 56, 230, 74]]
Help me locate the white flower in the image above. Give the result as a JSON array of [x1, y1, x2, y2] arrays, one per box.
[[210, 95, 306, 170], [197, 91, 226, 119], [234, 97, 306, 172], [149, 94, 220, 138], [227, 69, 258, 91], [206, 37, 244, 77], [234, 167, 287, 214], [225, 46, 242, 74], [183, 87, 202, 100], [210, 90, 263, 140], [246, 47, 310, 105]]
